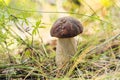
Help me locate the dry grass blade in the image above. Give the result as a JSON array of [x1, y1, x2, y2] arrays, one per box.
[[66, 33, 120, 77], [66, 47, 91, 77], [87, 33, 120, 55]]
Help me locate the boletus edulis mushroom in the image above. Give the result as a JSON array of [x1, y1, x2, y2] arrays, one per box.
[[50, 16, 83, 68]]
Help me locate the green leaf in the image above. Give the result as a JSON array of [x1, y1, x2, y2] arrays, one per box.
[[25, 50, 31, 57], [36, 20, 41, 27], [24, 19, 29, 25], [39, 25, 46, 28], [32, 28, 37, 35]]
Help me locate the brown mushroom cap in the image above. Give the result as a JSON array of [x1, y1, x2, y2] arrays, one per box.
[[50, 16, 83, 38]]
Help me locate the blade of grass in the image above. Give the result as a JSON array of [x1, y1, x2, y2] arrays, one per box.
[[66, 47, 91, 77]]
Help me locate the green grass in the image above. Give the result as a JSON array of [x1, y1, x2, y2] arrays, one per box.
[[0, 0, 120, 80]]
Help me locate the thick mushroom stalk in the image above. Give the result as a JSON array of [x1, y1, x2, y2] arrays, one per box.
[[56, 38, 77, 67], [50, 17, 83, 68]]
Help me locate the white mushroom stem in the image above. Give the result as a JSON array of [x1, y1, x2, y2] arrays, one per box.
[[56, 37, 77, 68]]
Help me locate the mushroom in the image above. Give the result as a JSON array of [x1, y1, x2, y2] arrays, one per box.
[[50, 16, 83, 68]]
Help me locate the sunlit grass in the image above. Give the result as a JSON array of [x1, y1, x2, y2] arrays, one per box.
[[0, 0, 120, 80]]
